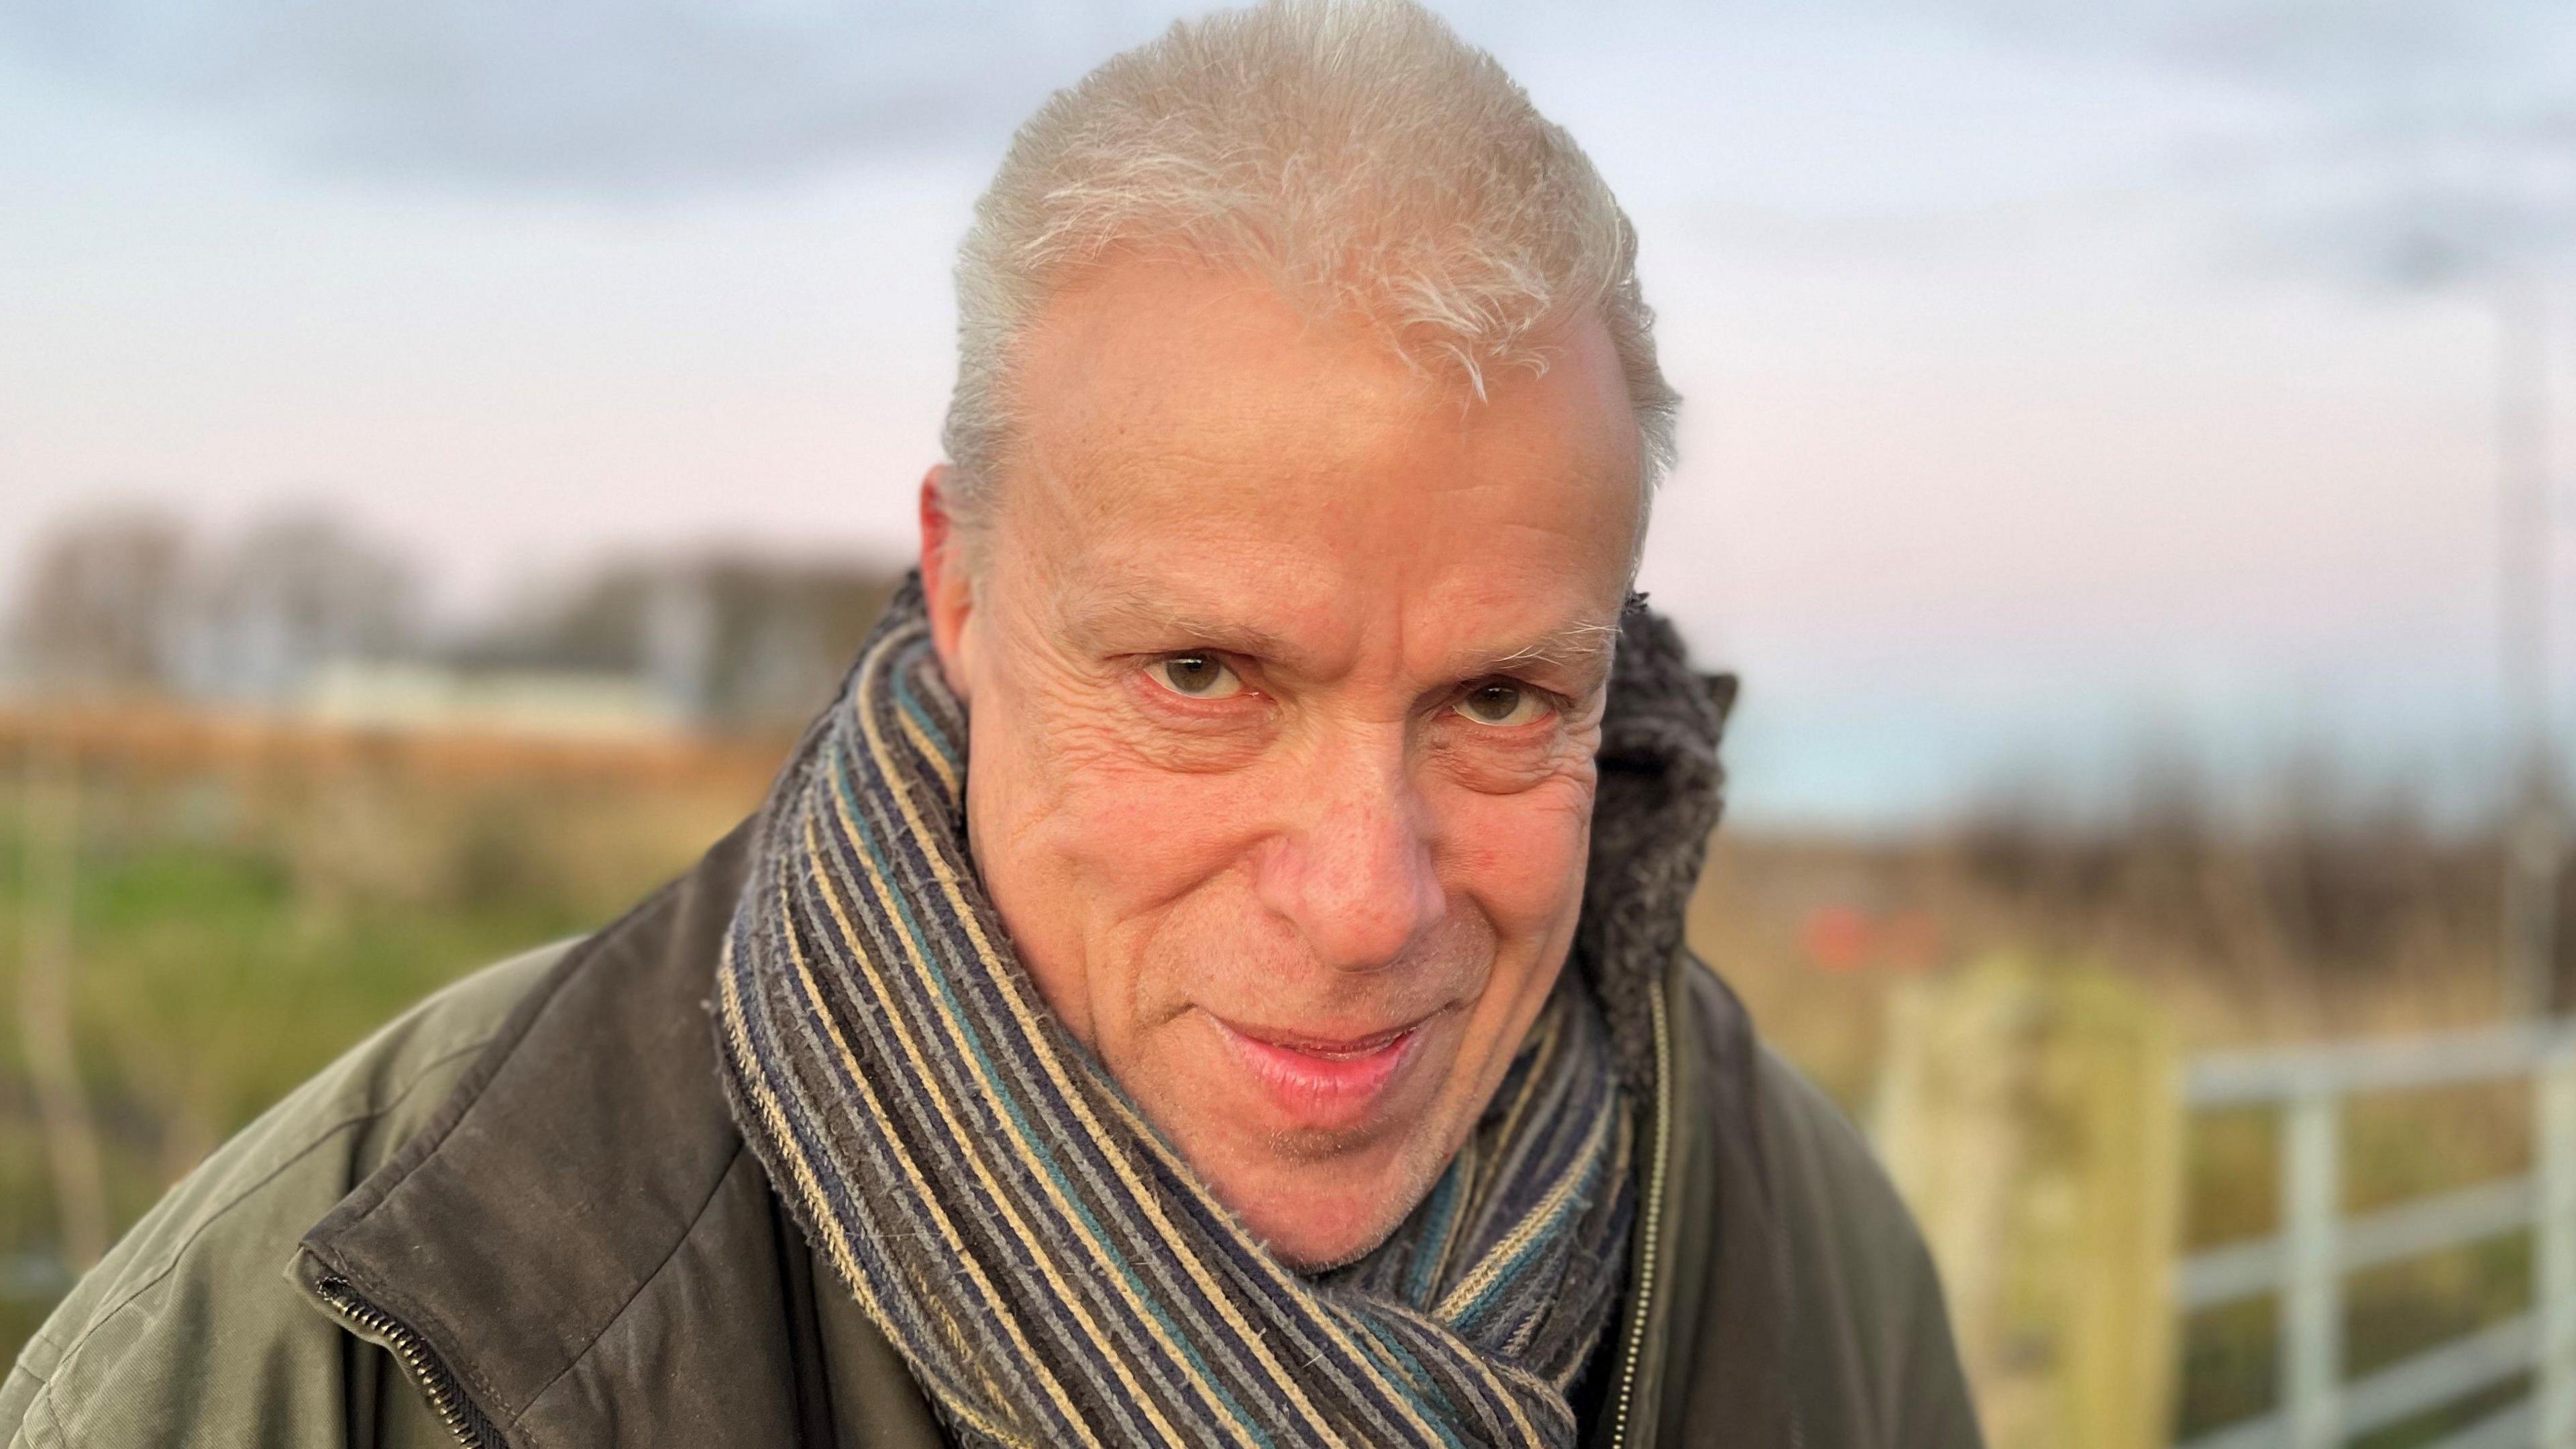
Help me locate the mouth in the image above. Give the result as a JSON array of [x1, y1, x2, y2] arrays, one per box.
[[1205, 1012, 1434, 1130]]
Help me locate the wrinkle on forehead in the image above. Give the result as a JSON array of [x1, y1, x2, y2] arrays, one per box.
[[1002, 261, 1639, 506]]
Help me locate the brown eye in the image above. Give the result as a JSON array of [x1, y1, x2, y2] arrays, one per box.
[[1454, 680, 1548, 727], [1154, 653, 1242, 699]]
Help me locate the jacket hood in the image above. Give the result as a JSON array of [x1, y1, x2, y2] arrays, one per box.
[[1582, 597, 1738, 1090]]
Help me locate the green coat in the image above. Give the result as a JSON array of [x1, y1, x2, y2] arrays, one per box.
[[2, 809, 1981, 1447]]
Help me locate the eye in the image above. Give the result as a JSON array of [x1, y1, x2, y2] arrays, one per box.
[[1151, 653, 1244, 700], [1452, 679, 1552, 727]]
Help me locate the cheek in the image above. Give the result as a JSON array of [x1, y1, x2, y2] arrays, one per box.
[[1438, 775, 1595, 944], [977, 656, 1261, 888], [965, 671, 1278, 1020], [1036, 749, 1274, 911]]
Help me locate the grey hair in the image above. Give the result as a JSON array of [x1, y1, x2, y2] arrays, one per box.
[[938, 0, 1679, 532]]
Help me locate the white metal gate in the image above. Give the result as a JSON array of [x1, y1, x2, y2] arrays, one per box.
[[2176, 1026, 2576, 1449]]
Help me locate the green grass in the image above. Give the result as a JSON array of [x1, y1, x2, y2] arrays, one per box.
[[0, 762, 751, 1366]]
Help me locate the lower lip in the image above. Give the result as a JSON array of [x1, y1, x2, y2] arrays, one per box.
[[1211, 1018, 1425, 1127]]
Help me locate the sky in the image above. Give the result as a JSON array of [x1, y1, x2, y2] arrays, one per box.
[[3, 0, 2572, 828]]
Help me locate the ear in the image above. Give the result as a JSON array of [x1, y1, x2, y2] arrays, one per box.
[[917, 465, 977, 701]]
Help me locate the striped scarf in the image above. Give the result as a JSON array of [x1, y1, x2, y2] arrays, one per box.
[[714, 585, 1635, 1448]]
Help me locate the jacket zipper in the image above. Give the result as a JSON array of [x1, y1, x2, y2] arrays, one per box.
[[1606, 983, 1674, 1448], [1776, 1219, 1809, 1449], [313, 1273, 502, 1449]]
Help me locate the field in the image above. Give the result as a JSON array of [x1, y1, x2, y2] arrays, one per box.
[[0, 708, 782, 1357], [0, 707, 2551, 1444]]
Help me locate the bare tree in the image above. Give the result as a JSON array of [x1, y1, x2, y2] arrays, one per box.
[[7, 511, 191, 696]]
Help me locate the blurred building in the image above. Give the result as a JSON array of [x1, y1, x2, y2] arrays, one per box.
[[449, 555, 900, 735], [171, 514, 419, 706]]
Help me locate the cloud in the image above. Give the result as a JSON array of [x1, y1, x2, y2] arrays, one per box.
[[0, 0, 1193, 194], [1904, 0, 2576, 286], [3, 0, 2565, 284]]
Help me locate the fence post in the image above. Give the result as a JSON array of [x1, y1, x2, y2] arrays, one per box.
[[17, 729, 109, 1273], [1874, 960, 2025, 1403], [2282, 1083, 2342, 1449], [1872, 955, 2183, 1449], [2537, 1041, 2576, 1449]]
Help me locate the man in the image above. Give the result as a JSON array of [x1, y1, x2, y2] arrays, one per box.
[[5, 3, 1980, 1445]]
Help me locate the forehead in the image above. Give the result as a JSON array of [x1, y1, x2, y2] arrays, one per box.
[[995, 260, 1644, 656]]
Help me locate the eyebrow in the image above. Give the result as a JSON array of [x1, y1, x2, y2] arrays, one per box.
[[1065, 582, 1621, 687], [1491, 618, 1622, 680], [1066, 589, 1304, 662]]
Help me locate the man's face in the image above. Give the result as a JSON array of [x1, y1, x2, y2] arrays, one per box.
[[919, 261, 1642, 1269]]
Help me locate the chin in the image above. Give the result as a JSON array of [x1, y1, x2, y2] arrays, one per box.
[[1209, 1130, 1453, 1271], [1241, 1197, 1408, 1272]]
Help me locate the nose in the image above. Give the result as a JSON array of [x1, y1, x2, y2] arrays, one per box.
[[1256, 751, 1447, 973]]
